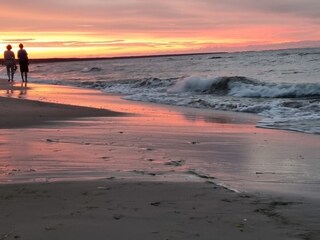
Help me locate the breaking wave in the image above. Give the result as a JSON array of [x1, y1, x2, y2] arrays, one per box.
[[84, 75, 319, 134], [170, 76, 320, 98]]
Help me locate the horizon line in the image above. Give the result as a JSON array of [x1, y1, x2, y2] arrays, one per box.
[[28, 46, 320, 63]]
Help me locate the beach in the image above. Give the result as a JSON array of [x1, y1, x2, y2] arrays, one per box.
[[0, 78, 319, 240]]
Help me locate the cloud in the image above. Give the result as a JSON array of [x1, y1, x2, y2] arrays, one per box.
[[200, 0, 320, 20], [1, 39, 163, 49], [1, 0, 320, 58], [2, 38, 35, 42], [2, 0, 320, 33]]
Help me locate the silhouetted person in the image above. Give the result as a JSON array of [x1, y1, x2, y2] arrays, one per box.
[[17, 43, 29, 82], [3, 44, 15, 82]]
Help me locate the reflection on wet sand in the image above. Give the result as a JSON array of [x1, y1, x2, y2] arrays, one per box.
[[182, 111, 259, 125], [19, 82, 28, 97], [1, 81, 29, 98]]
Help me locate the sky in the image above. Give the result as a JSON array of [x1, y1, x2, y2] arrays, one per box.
[[1, 0, 320, 58]]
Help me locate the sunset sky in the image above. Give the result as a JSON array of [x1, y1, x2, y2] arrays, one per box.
[[1, 0, 320, 58]]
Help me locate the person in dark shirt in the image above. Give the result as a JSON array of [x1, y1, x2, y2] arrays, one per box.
[[17, 43, 29, 83]]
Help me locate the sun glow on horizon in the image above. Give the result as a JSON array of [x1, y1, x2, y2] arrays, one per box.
[[1, 31, 251, 58], [1, 30, 308, 59]]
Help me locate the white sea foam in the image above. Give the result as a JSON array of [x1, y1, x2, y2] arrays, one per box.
[[169, 76, 217, 93], [229, 81, 320, 98], [169, 75, 320, 98]]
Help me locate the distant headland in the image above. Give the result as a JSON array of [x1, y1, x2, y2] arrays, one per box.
[[28, 52, 228, 64]]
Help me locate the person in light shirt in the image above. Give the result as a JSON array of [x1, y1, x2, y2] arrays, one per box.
[[3, 44, 16, 82]]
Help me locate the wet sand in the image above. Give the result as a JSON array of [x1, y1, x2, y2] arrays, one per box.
[[0, 79, 319, 239], [0, 80, 124, 128], [2, 180, 317, 240]]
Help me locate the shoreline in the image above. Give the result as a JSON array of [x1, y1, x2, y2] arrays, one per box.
[[0, 79, 125, 129], [1, 80, 319, 197], [0, 80, 319, 239], [0, 96, 124, 129]]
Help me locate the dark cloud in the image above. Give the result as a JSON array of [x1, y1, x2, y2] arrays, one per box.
[[201, 0, 320, 19]]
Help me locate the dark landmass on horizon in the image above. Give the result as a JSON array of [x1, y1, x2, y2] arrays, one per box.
[[28, 51, 228, 64]]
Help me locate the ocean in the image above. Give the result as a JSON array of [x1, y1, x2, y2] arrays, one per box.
[[2, 47, 320, 134], [30, 48, 320, 134]]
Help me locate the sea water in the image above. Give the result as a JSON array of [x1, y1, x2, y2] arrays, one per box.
[[21, 48, 320, 134], [2, 48, 320, 134]]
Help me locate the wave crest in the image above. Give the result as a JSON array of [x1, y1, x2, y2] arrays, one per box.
[[81, 67, 102, 73], [170, 75, 320, 98], [229, 81, 320, 98]]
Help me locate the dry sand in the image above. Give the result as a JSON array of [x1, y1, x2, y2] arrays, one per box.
[[0, 79, 319, 240]]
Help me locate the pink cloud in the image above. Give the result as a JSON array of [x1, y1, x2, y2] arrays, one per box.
[[1, 0, 320, 57]]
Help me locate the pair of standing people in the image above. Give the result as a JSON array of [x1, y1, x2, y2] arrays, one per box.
[[3, 44, 29, 82]]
